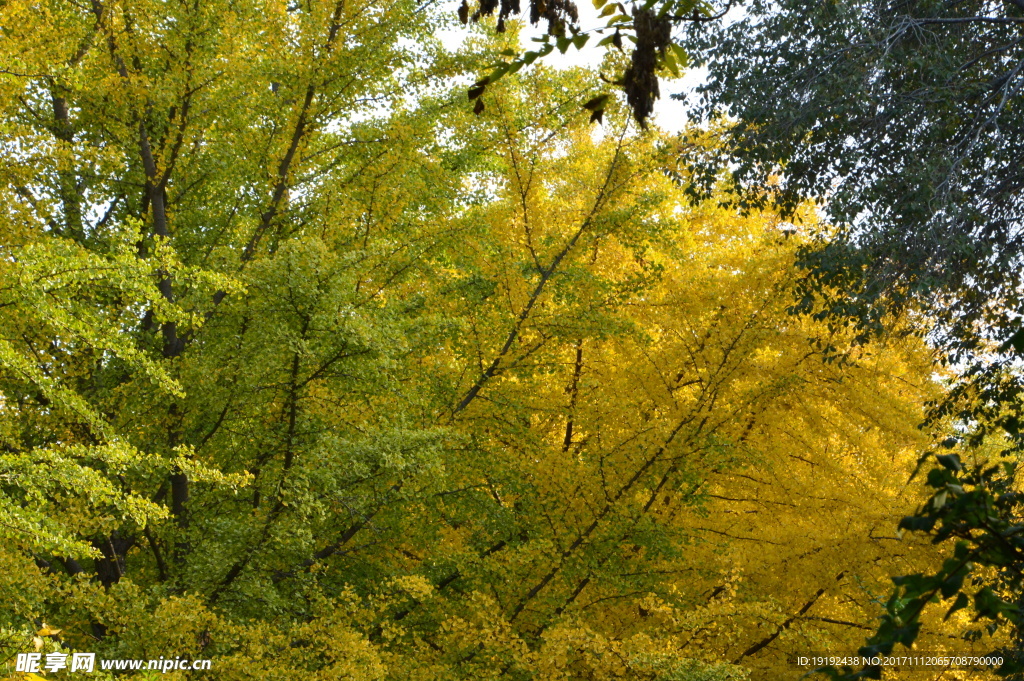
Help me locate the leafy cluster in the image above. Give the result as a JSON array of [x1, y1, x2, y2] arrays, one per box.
[[462, 0, 706, 124]]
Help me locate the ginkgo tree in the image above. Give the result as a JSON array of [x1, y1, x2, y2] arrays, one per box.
[[0, 0, 993, 679]]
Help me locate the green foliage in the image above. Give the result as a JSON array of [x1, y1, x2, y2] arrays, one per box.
[[680, 0, 1024, 412], [0, 0, 973, 679], [820, 450, 1024, 679], [671, 3, 1024, 670]]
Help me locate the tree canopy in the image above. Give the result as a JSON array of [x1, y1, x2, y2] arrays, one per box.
[[676, 1, 1024, 675], [0, 0, 1018, 680], [681, 0, 1024, 359]]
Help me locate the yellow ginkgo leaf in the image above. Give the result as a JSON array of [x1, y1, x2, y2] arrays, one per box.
[[31, 636, 43, 651], [36, 624, 61, 637]]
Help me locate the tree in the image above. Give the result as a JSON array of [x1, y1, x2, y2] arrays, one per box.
[[0, 1, 970, 678], [681, 0, 1024, 358], [674, 0, 1024, 676], [1, 0, 450, 672]]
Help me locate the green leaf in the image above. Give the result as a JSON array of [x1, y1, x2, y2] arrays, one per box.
[[662, 49, 680, 77], [899, 515, 936, 532], [670, 43, 690, 69], [999, 326, 1024, 354], [488, 63, 511, 82]]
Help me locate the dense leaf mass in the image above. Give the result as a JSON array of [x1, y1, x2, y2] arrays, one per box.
[[680, 1, 1024, 674], [0, 0, 1008, 679], [683, 0, 1024, 361]]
